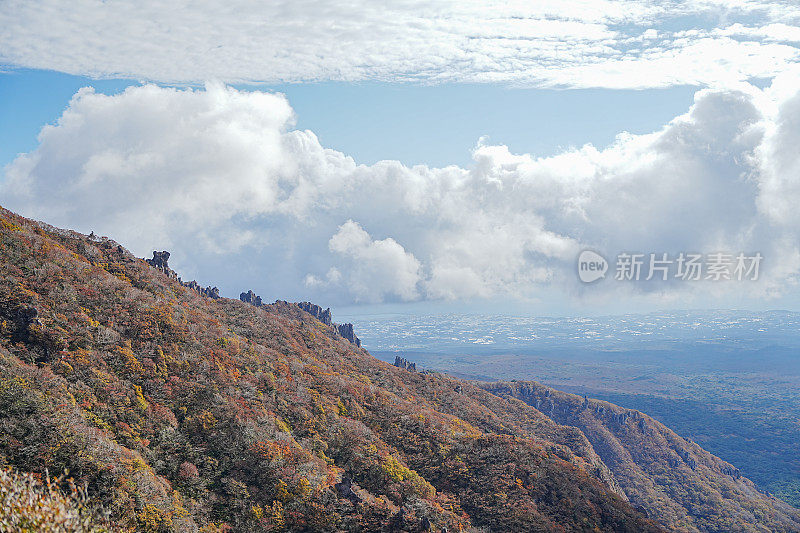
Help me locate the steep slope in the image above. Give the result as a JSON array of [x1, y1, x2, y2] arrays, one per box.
[[1, 205, 796, 532], [481, 381, 800, 533], [0, 205, 659, 532]]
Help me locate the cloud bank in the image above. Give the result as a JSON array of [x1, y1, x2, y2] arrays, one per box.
[[1, 0, 800, 88], [3, 79, 800, 306]]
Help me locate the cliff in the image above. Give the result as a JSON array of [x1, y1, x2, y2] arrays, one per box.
[[481, 381, 800, 532]]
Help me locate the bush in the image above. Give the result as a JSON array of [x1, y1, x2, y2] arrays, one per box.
[[0, 466, 109, 532]]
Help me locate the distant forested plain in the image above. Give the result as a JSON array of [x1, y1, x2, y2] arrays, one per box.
[[362, 312, 800, 508]]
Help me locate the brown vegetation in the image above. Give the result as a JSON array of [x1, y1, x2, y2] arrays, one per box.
[[0, 205, 794, 531]]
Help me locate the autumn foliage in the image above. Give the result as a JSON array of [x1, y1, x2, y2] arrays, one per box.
[[1, 206, 789, 532]]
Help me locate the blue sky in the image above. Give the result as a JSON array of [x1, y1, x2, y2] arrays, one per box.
[[0, 70, 135, 168], [3, 1, 800, 316], [1, 70, 699, 170]]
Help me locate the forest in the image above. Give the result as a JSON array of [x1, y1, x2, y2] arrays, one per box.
[[1, 205, 798, 532]]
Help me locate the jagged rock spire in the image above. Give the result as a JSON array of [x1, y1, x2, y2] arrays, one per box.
[[240, 290, 262, 307]]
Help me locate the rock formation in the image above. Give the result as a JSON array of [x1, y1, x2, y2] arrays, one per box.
[[720, 464, 742, 479], [182, 280, 220, 299], [297, 302, 332, 325], [393, 356, 416, 371], [678, 449, 698, 469], [146, 250, 174, 276], [240, 290, 263, 307], [143, 255, 359, 345], [294, 301, 361, 347], [334, 475, 361, 504], [144, 251, 219, 298], [337, 323, 361, 347], [146, 251, 178, 279]]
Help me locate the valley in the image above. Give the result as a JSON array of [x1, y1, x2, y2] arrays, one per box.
[[357, 312, 800, 508]]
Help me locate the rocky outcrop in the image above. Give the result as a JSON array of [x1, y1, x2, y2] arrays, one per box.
[[678, 449, 698, 469], [144, 251, 219, 298], [721, 464, 742, 479], [146, 250, 175, 277], [294, 302, 361, 347], [146, 250, 170, 269], [393, 356, 416, 371], [337, 323, 361, 347], [182, 280, 220, 299], [334, 475, 361, 504], [297, 302, 332, 325], [142, 257, 359, 345], [240, 290, 262, 307]]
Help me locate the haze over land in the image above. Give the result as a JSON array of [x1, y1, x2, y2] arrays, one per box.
[[347, 310, 800, 506]]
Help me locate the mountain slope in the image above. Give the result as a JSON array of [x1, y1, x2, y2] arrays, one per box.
[[480, 381, 800, 532], [0, 205, 796, 532], [0, 205, 659, 531]]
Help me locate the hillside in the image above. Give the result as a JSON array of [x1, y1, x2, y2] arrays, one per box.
[[0, 205, 796, 532], [481, 382, 800, 532]]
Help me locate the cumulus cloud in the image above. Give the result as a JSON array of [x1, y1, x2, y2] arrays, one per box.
[[1, 0, 800, 88], [3, 83, 295, 252], [2, 79, 800, 305], [328, 220, 422, 302]]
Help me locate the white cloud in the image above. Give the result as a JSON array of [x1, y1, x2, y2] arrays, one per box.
[[1, 0, 800, 88], [2, 82, 294, 252], [3, 79, 800, 305], [328, 220, 422, 302]]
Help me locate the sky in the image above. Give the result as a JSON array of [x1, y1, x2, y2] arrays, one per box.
[[2, 0, 800, 317]]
